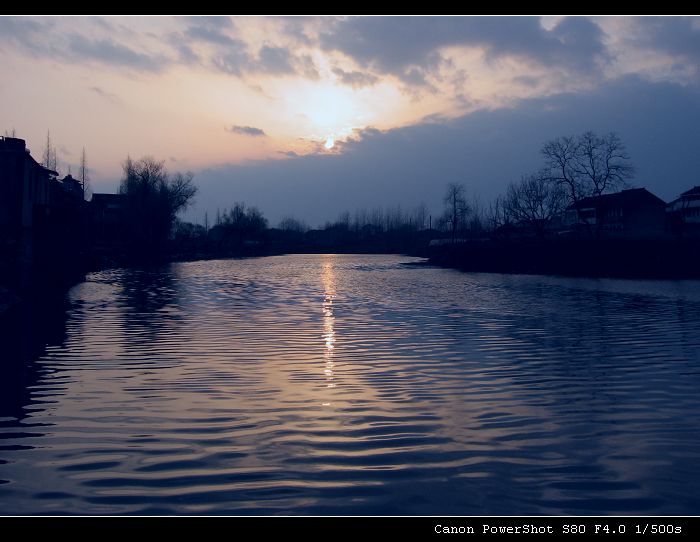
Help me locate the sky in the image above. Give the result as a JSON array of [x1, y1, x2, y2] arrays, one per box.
[[1, 16, 700, 226]]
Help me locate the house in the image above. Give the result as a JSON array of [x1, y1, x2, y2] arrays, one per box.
[[667, 186, 700, 236], [0, 136, 57, 232], [45, 174, 88, 242], [560, 188, 667, 238], [90, 193, 126, 246], [57, 174, 84, 201]]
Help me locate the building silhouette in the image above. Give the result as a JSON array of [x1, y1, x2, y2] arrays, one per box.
[[0, 136, 57, 232], [560, 188, 667, 238]]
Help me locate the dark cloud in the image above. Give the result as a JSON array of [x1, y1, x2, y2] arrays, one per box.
[[89, 86, 121, 104], [279, 17, 316, 46], [174, 43, 200, 65], [0, 17, 53, 55], [627, 17, 700, 69], [332, 67, 378, 88], [211, 41, 252, 76], [401, 67, 433, 89], [186, 77, 700, 227], [257, 45, 296, 75], [185, 21, 239, 47], [320, 16, 609, 85], [226, 125, 267, 137], [184, 28, 318, 79], [177, 17, 319, 79], [512, 75, 540, 87], [66, 34, 167, 71], [295, 54, 320, 80], [0, 17, 168, 71], [186, 16, 233, 29]]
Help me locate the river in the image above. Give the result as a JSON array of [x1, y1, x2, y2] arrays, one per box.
[[1, 254, 699, 515]]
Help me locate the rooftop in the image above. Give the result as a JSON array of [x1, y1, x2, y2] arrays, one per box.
[[567, 188, 666, 210]]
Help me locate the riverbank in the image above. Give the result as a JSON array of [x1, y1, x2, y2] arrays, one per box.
[[428, 238, 700, 280]]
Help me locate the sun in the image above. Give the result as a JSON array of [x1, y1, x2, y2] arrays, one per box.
[[324, 137, 335, 150]]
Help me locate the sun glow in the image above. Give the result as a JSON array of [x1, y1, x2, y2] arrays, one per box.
[[324, 137, 335, 150]]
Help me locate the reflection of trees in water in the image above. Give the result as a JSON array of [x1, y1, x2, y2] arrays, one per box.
[[0, 293, 69, 421], [120, 265, 177, 314], [117, 264, 183, 348]]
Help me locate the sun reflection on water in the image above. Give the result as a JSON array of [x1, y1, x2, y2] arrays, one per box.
[[322, 259, 336, 401]]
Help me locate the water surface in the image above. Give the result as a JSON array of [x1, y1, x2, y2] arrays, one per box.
[[1, 254, 699, 515]]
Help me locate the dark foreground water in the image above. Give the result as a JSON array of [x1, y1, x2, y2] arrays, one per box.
[[1, 254, 700, 515]]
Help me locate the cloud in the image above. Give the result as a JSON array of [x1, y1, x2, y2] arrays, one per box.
[[65, 34, 168, 71], [89, 86, 122, 104], [279, 17, 316, 46], [0, 17, 168, 72], [177, 18, 319, 79], [3, 16, 699, 93], [626, 17, 700, 70], [512, 75, 541, 88], [257, 45, 296, 75], [294, 54, 320, 80], [225, 125, 267, 137], [173, 42, 200, 65], [320, 16, 609, 86], [185, 20, 239, 47], [0, 17, 53, 54], [186, 16, 233, 29], [332, 67, 378, 88], [187, 77, 700, 227], [211, 41, 253, 76]]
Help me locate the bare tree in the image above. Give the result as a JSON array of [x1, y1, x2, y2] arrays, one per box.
[[79, 147, 91, 199], [279, 216, 308, 232], [42, 130, 59, 171], [541, 131, 634, 206], [335, 211, 350, 230], [467, 193, 485, 237], [411, 203, 428, 231], [369, 207, 384, 232], [505, 173, 566, 237], [443, 182, 469, 242], [50, 146, 58, 173], [486, 195, 511, 234], [42, 130, 51, 168]]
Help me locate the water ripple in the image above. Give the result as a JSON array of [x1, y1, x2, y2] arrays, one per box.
[[1, 254, 699, 515]]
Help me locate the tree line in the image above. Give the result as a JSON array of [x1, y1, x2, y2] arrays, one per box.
[[438, 131, 634, 240], [115, 130, 635, 260]]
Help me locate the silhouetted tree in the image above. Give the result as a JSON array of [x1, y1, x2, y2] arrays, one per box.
[[279, 216, 308, 233], [369, 207, 385, 232], [541, 131, 633, 205], [119, 156, 197, 258], [442, 182, 469, 242], [486, 195, 511, 235], [467, 194, 485, 237], [172, 219, 206, 247], [42, 130, 58, 172], [505, 173, 566, 237], [79, 147, 90, 199], [411, 203, 429, 231], [210, 202, 268, 251]]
